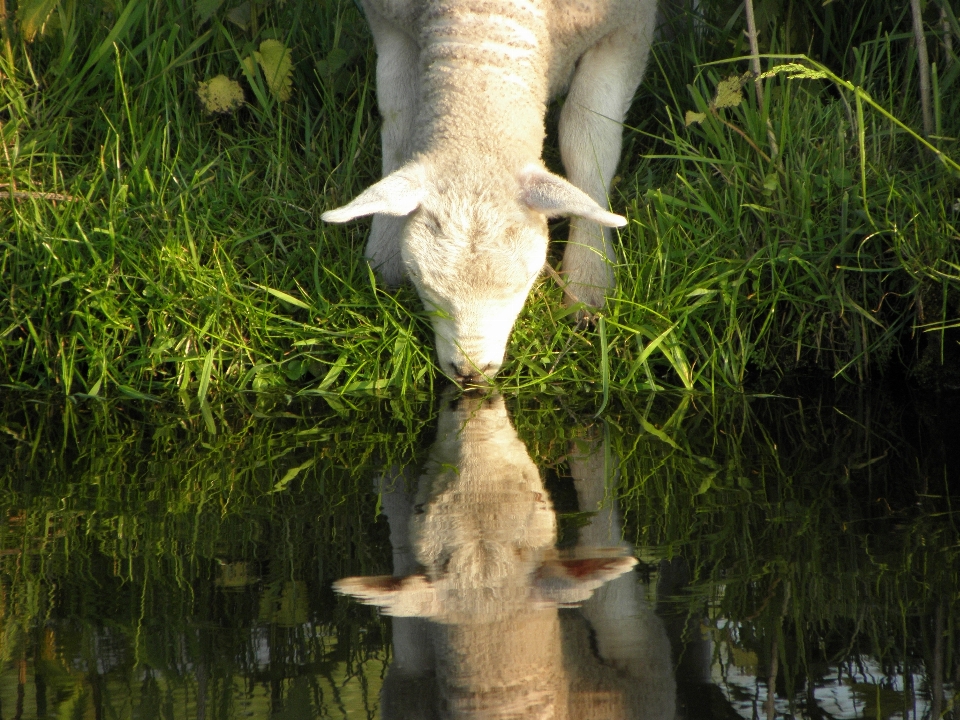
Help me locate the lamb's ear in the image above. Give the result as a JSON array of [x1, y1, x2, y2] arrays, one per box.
[[534, 554, 638, 606], [333, 575, 440, 617], [518, 164, 627, 227], [322, 165, 427, 223]]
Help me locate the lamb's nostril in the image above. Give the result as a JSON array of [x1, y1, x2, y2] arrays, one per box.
[[451, 362, 491, 386], [454, 366, 480, 384]]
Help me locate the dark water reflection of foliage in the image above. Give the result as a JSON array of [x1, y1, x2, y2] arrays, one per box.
[[0, 388, 957, 719]]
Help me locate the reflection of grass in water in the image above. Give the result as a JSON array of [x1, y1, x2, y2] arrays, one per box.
[[0, 389, 957, 718], [0, 393, 436, 718], [508, 388, 958, 712], [605, 389, 959, 714]]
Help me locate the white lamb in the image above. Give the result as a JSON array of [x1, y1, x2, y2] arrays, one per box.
[[322, 0, 658, 384]]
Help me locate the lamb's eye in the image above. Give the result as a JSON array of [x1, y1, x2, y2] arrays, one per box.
[[420, 211, 442, 234]]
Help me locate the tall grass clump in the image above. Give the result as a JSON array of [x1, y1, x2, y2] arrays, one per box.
[[1, 0, 958, 396], [602, 0, 960, 390], [511, 386, 960, 715], [1, 0, 440, 400]]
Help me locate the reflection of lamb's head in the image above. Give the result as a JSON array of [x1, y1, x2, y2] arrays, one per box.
[[336, 393, 635, 621], [335, 393, 677, 720], [415, 394, 555, 597]]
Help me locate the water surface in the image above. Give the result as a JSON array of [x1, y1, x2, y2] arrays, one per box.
[[0, 388, 957, 719]]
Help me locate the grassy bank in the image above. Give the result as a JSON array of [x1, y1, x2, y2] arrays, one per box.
[[1, 0, 958, 397]]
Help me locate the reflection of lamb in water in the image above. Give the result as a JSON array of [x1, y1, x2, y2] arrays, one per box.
[[335, 394, 677, 720]]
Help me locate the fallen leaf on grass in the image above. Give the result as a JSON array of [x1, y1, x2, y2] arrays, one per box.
[[197, 75, 245, 113], [254, 39, 294, 101]]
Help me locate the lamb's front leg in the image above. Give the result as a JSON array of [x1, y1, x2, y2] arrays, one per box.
[[363, 10, 420, 286], [570, 434, 676, 719], [375, 468, 438, 719], [558, 23, 655, 310]]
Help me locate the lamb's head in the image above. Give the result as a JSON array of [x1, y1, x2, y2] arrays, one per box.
[[322, 163, 626, 385], [401, 192, 548, 385]]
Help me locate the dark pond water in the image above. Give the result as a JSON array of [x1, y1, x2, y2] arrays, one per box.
[[0, 387, 957, 720]]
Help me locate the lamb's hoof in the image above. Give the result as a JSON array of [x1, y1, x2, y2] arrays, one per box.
[[570, 305, 599, 327], [561, 285, 605, 326], [366, 260, 406, 289], [545, 264, 608, 324]]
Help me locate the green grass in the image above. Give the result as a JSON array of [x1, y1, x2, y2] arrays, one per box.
[[1, 0, 958, 396]]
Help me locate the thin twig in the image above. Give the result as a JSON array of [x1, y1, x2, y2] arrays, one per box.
[[763, 581, 791, 720], [0, 0, 13, 76], [911, 0, 934, 137], [743, 0, 764, 102], [743, 0, 779, 159], [547, 329, 578, 376], [543, 262, 582, 307], [543, 262, 600, 329], [942, 3, 954, 66], [0, 189, 78, 202], [931, 599, 945, 720]]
